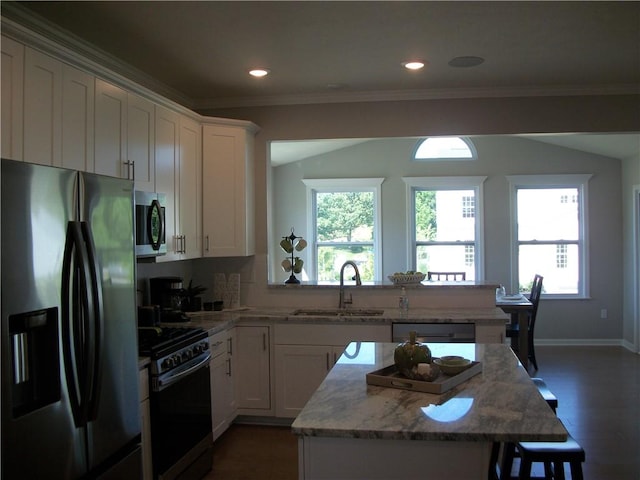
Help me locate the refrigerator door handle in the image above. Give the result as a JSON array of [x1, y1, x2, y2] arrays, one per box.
[[80, 221, 104, 422], [61, 221, 104, 427]]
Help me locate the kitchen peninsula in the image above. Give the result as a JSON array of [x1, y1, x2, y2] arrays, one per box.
[[291, 342, 567, 480]]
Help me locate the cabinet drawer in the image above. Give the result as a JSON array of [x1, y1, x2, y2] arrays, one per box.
[[139, 367, 149, 402], [209, 331, 227, 358]]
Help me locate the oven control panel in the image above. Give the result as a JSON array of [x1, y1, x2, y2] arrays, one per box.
[[151, 339, 210, 375]]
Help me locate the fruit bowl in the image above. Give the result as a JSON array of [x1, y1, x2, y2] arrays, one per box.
[[433, 356, 472, 376], [388, 273, 426, 285]]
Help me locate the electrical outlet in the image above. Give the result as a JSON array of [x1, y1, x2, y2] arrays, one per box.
[[600, 309, 608, 319]]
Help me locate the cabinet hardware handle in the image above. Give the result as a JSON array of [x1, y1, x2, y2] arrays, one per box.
[[227, 337, 233, 355], [212, 341, 223, 347], [326, 352, 330, 371], [262, 333, 267, 351], [226, 358, 231, 376], [205, 235, 209, 252]]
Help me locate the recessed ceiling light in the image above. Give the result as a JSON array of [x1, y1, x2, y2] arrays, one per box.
[[249, 68, 270, 77], [448, 56, 485, 68], [402, 61, 425, 71]]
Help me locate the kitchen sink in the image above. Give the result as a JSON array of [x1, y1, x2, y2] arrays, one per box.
[[292, 308, 385, 317]]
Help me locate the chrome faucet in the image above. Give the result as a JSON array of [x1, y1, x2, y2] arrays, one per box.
[[338, 260, 362, 309]]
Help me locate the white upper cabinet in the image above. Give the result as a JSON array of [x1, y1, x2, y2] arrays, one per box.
[[21, 46, 94, 171], [1, 35, 24, 161], [23, 47, 62, 166], [178, 116, 202, 259], [126, 93, 155, 192], [155, 108, 201, 261], [94, 78, 127, 178], [154, 105, 180, 261], [202, 123, 257, 257], [61, 65, 95, 172], [94, 78, 156, 190]]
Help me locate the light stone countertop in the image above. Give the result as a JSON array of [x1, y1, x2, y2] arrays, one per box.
[[171, 306, 508, 336], [291, 342, 568, 443]]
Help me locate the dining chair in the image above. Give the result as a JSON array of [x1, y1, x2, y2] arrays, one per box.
[[506, 274, 543, 370], [427, 271, 466, 281]]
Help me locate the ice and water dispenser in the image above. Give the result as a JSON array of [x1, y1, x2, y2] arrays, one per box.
[[7, 308, 61, 418]]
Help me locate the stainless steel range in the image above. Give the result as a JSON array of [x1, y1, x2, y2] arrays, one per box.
[[138, 327, 213, 480]]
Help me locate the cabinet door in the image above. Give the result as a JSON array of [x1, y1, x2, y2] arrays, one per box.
[[139, 368, 152, 480], [95, 78, 127, 178], [178, 116, 201, 259], [235, 326, 270, 410], [1, 35, 24, 161], [275, 345, 332, 418], [127, 93, 155, 192], [24, 47, 62, 166], [225, 329, 237, 418], [210, 344, 229, 441], [61, 65, 94, 172], [154, 106, 180, 261], [202, 124, 255, 257]]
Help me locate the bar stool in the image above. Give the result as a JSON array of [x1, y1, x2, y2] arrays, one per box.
[[517, 434, 585, 480], [500, 378, 557, 479], [500, 378, 586, 480]]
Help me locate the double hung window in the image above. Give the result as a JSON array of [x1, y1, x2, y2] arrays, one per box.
[[303, 178, 383, 283], [508, 174, 591, 296], [404, 176, 486, 280]]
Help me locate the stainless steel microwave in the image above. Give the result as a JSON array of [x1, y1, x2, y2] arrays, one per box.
[[135, 191, 166, 257]]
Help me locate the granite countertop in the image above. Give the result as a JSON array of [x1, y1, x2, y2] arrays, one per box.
[[291, 342, 567, 443], [169, 306, 508, 335]]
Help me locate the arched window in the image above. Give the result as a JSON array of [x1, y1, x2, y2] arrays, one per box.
[[413, 137, 477, 160]]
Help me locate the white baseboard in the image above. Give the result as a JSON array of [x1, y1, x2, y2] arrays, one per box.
[[537, 338, 639, 353]]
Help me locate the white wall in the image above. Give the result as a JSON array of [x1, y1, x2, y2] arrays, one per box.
[[269, 135, 624, 341], [198, 95, 639, 343], [621, 155, 640, 350]]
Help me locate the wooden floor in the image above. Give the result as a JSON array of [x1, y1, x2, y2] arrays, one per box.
[[206, 346, 639, 480]]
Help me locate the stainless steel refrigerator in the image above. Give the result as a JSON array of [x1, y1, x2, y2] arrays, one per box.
[[1, 159, 141, 479]]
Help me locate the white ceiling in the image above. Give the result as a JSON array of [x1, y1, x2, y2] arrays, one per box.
[[5, 1, 639, 163]]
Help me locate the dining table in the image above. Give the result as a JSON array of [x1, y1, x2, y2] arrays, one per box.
[[495, 293, 534, 370]]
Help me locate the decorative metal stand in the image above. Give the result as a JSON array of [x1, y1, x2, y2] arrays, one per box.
[[280, 228, 307, 284]]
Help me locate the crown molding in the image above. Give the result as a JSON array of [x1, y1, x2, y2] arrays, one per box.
[[3, 3, 639, 112], [193, 84, 640, 110], [1, 6, 194, 112]]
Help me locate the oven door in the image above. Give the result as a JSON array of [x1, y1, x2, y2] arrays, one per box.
[[135, 191, 167, 258], [150, 353, 213, 480]]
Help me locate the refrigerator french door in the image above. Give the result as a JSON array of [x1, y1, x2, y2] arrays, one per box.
[[1, 159, 142, 479]]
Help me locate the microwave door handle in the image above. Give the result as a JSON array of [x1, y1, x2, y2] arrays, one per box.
[[148, 199, 163, 251], [80, 221, 104, 422]]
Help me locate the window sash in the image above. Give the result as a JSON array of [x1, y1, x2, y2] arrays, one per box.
[[508, 174, 591, 298], [404, 176, 486, 280], [304, 178, 384, 282]]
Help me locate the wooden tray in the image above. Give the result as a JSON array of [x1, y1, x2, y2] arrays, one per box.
[[366, 361, 482, 394]]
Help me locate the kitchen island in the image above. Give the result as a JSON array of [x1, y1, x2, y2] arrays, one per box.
[[292, 342, 567, 480]]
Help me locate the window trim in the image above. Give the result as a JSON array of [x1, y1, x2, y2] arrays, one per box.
[[507, 174, 592, 299], [302, 178, 384, 282], [403, 176, 487, 280]]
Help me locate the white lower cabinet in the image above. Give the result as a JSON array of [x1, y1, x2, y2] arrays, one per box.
[[274, 323, 390, 418], [235, 325, 272, 413], [139, 366, 152, 480], [275, 344, 345, 418], [210, 328, 236, 441]]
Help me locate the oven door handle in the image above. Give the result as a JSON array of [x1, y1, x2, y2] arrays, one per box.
[[155, 352, 212, 392]]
